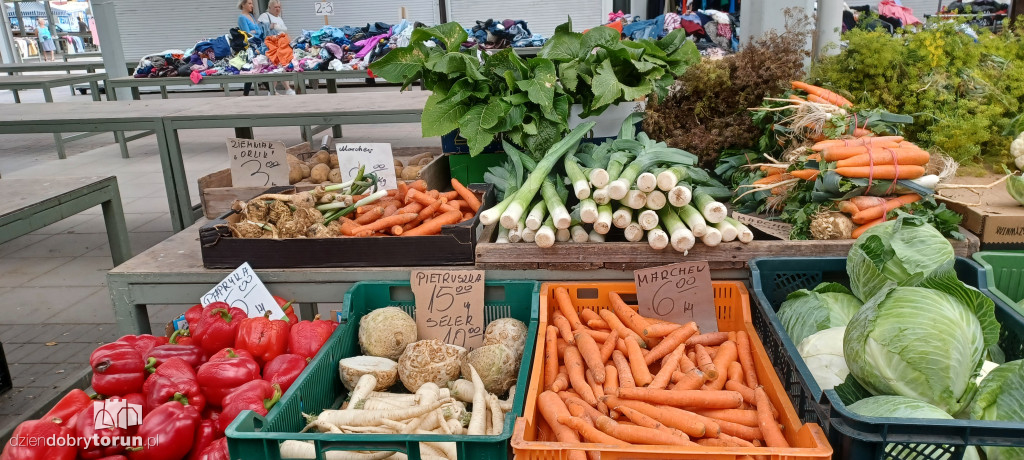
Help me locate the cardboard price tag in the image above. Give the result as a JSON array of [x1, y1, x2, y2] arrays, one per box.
[[313, 1, 334, 15], [201, 262, 286, 320], [411, 270, 486, 350], [227, 138, 289, 188], [336, 143, 398, 190], [633, 261, 717, 332], [731, 212, 792, 240]]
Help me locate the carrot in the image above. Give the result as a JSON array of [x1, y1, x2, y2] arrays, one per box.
[[671, 370, 706, 391], [641, 322, 681, 339], [789, 169, 819, 181], [604, 365, 618, 396], [574, 332, 606, 383], [678, 350, 697, 374], [405, 188, 437, 207], [752, 173, 793, 186], [580, 309, 602, 326], [554, 287, 585, 331], [564, 346, 597, 405], [609, 292, 651, 338], [718, 418, 764, 441], [537, 416, 554, 442], [755, 387, 789, 447], [649, 345, 682, 390], [354, 206, 385, 224], [852, 127, 873, 137], [559, 416, 630, 446], [838, 200, 860, 215], [694, 345, 718, 381], [850, 195, 887, 210], [625, 339, 653, 387], [851, 194, 921, 224], [791, 81, 853, 107], [588, 319, 610, 330], [703, 341, 738, 391], [726, 380, 757, 406], [837, 149, 931, 168], [599, 330, 619, 363], [821, 144, 903, 161], [687, 332, 731, 347], [460, 211, 474, 222], [603, 396, 711, 438], [835, 165, 926, 180], [545, 326, 560, 390], [727, 361, 744, 383], [696, 408, 760, 427], [613, 405, 689, 440], [599, 309, 645, 348], [562, 393, 606, 422], [350, 212, 418, 236], [644, 322, 699, 365], [812, 135, 904, 151], [395, 201, 424, 215], [552, 369, 570, 393], [788, 94, 806, 103], [615, 387, 744, 410], [611, 350, 636, 388], [585, 369, 609, 415], [553, 313, 576, 345], [338, 217, 361, 236], [381, 202, 399, 218], [806, 153, 821, 161], [806, 93, 842, 107], [594, 416, 694, 446], [403, 208, 461, 236], [852, 217, 886, 238], [450, 178, 482, 212], [736, 331, 759, 389], [538, 391, 587, 460]]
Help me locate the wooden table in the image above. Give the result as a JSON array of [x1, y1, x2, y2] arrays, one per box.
[[105, 73, 311, 101], [0, 72, 106, 103], [0, 61, 109, 97], [0, 176, 131, 266], [106, 220, 749, 336], [159, 91, 428, 231]]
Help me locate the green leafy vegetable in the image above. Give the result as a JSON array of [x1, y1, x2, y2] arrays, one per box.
[[778, 283, 863, 345], [796, 326, 849, 391], [846, 214, 955, 301], [848, 396, 981, 460], [971, 360, 1024, 459]]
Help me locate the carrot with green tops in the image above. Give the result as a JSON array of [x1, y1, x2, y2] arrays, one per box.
[[791, 81, 853, 107], [822, 144, 904, 161], [615, 387, 744, 410], [837, 149, 931, 168], [835, 165, 926, 180], [602, 396, 712, 438], [599, 330, 619, 363], [852, 127, 873, 137], [594, 416, 694, 446], [850, 195, 887, 211], [703, 341, 738, 391], [756, 387, 789, 447], [752, 173, 794, 186], [611, 350, 636, 388], [789, 169, 819, 181], [450, 178, 482, 212], [644, 322, 698, 365], [537, 392, 587, 460], [564, 346, 597, 405], [852, 217, 885, 238], [625, 339, 653, 387], [838, 200, 860, 215], [736, 331, 758, 389], [545, 326, 560, 390], [851, 194, 921, 224], [806, 93, 839, 106], [574, 331, 606, 383], [351, 212, 418, 236]]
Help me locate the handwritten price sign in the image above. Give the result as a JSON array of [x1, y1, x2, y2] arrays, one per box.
[[336, 143, 398, 190], [313, 1, 334, 15], [731, 212, 793, 240], [411, 270, 486, 350], [633, 261, 717, 332], [201, 262, 286, 320], [227, 138, 288, 187]]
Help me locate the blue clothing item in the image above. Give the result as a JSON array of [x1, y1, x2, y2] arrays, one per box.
[[38, 26, 51, 39], [210, 36, 232, 59], [238, 14, 261, 36], [622, 15, 665, 40]]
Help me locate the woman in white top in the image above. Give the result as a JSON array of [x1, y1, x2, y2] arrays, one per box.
[[258, 0, 295, 94]]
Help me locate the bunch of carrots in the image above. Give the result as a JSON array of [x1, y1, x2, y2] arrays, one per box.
[[535, 287, 789, 460], [338, 179, 482, 237], [812, 136, 930, 181], [839, 194, 922, 238]]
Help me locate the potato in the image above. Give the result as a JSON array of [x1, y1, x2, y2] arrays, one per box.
[[299, 163, 311, 179], [286, 154, 302, 165], [418, 156, 433, 166], [409, 151, 434, 165], [401, 165, 423, 181], [289, 164, 303, 184], [312, 149, 330, 165], [310, 163, 331, 183], [328, 168, 343, 183], [329, 154, 339, 168]]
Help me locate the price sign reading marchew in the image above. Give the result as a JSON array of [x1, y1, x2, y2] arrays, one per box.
[[227, 138, 288, 187], [731, 212, 793, 240], [201, 262, 286, 320], [411, 270, 486, 350], [336, 143, 398, 191], [633, 261, 717, 332]]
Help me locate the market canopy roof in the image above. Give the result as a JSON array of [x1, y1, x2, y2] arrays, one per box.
[[5, 1, 77, 18]]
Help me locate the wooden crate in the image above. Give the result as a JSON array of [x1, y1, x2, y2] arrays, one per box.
[[197, 146, 443, 219], [474, 224, 982, 271]]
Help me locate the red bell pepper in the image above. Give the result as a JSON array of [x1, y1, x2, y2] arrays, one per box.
[[263, 354, 307, 392], [235, 313, 291, 367], [41, 388, 92, 426], [142, 357, 206, 413], [194, 438, 228, 460], [184, 304, 204, 327], [116, 335, 169, 360], [90, 342, 146, 397], [73, 402, 130, 459], [218, 380, 282, 432], [168, 328, 196, 346], [273, 296, 299, 323], [186, 419, 218, 460], [200, 408, 223, 437], [0, 419, 77, 460], [287, 316, 338, 358], [96, 456, 129, 460], [207, 347, 255, 362], [192, 303, 247, 355], [196, 353, 260, 407], [125, 401, 200, 460], [146, 343, 206, 369]]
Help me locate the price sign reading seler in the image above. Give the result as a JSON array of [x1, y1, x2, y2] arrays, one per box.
[[633, 261, 717, 332], [201, 262, 286, 320], [411, 270, 486, 350]]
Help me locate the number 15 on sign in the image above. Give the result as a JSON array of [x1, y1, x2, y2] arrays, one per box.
[[314, 1, 334, 15]]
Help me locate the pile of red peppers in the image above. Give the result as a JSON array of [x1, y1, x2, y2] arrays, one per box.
[[1, 297, 338, 460]]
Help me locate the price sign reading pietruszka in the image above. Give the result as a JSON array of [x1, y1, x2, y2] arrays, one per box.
[[336, 143, 398, 190], [411, 270, 486, 350], [201, 262, 286, 320], [227, 138, 289, 187], [633, 261, 717, 332]]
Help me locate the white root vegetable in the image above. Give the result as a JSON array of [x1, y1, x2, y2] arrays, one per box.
[[638, 210, 659, 231], [360, 398, 415, 411], [467, 365, 488, 435], [624, 222, 645, 242], [521, 226, 537, 243], [303, 419, 344, 433], [648, 227, 669, 250], [487, 394, 505, 435], [592, 187, 611, 205], [434, 410, 451, 434], [348, 374, 378, 409], [579, 199, 599, 223], [621, 190, 647, 210], [588, 229, 606, 242], [402, 383, 441, 434], [311, 398, 452, 427], [645, 190, 667, 210], [556, 227, 571, 242], [279, 441, 395, 460], [446, 418, 464, 435], [712, 220, 738, 242], [571, 225, 589, 243], [613, 208, 633, 229], [366, 392, 421, 402], [339, 426, 394, 434], [668, 185, 692, 207], [636, 172, 658, 193], [418, 440, 456, 460], [448, 379, 475, 403], [590, 169, 610, 188], [701, 226, 723, 246], [500, 386, 515, 413]]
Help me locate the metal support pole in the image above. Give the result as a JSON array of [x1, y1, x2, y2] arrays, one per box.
[[92, 0, 131, 101], [813, 0, 843, 59], [0, 2, 18, 63]]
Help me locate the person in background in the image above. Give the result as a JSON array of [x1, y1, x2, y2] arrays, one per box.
[[36, 18, 55, 61], [238, 0, 261, 96], [258, 0, 295, 95], [76, 15, 88, 32]]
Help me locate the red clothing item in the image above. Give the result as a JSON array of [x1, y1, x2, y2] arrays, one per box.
[[878, 0, 922, 26]]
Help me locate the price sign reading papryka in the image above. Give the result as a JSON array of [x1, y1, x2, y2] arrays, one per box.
[[411, 270, 486, 350], [633, 261, 717, 332], [201, 262, 286, 320], [227, 138, 288, 187], [336, 143, 398, 191], [313, 1, 334, 15], [731, 212, 792, 240]]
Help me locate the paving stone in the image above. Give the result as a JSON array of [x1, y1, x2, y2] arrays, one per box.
[[11, 363, 58, 388], [5, 232, 110, 258], [0, 386, 48, 416], [0, 257, 74, 288], [0, 287, 102, 325], [25, 256, 114, 287], [3, 324, 51, 344]]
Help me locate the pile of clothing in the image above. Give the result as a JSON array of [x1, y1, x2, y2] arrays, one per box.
[[606, 9, 737, 52], [843, 1, 923, 33], [462, 19, 545, 49], [942, 0, 1010, 14]]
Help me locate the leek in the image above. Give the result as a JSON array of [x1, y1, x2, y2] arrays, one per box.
[[613, 208, 633, 229], [701, 226, 722, 246], [648, 225, 670, 250], [594, 204, 614, 235], [646, 190, 667, 210], [571, 225, 589, 243], [638, 210, 659, 231], [521, 226, 538, 243], [678, 204, 707, 237], [712, 220, 737, 242], [577, 199, 599, 224], [624, 221, 645, 242], [659, 206, 695, 253], [564, 154, 591, 199], [593, 187, 611, 205], [525, 199, 547, 231], [693, 190, 727, 223], [541, 176, 571, 230], [636, 172, 658, 193], [621, 190, 647, 210], [496, 226, 510, 243], [608, 147, 696, 200], [588, 229, 606, 243], [556, 227, 571, 242], [535, 216, 556, 248], [724, 217, 754, 243], [667, 183, 692, 207]]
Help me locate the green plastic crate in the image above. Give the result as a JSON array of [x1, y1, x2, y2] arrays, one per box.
[[447, 153, 506, 186], [974, 251, 1024, 316], [226, 280, 540, 460]]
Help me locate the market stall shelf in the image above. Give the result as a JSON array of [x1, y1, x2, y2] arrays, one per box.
[[0, 72, 106, 103], [474, 224, 981, 271]]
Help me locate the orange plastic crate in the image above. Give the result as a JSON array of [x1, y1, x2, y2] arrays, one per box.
[[512, 281, 833, 460]]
